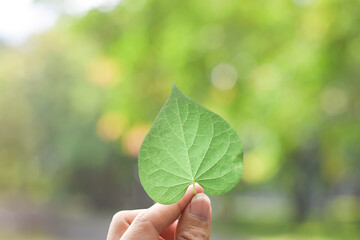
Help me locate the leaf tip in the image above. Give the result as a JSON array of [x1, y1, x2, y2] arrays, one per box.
[[171, 82, 179, 91], [170, 83, 185, 97]]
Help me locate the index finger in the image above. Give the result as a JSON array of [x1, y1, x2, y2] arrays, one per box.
[[107, 209, 144, 240]]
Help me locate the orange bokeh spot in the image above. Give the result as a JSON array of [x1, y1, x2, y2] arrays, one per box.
[[96, 112, 126, 142], [122, 125, 150, 157], [87, 56, 121, 88]]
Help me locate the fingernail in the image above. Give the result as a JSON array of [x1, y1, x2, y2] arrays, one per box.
[[189, 193, 211, 222]]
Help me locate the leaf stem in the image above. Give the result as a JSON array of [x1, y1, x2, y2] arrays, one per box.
[[192, 181, 196, 195]]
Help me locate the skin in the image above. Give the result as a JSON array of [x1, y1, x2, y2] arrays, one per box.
[[106, 184, 212, 240]]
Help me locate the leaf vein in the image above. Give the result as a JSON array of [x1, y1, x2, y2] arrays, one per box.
[[195, 134, 233, 180], [193, 113, 214, 178]]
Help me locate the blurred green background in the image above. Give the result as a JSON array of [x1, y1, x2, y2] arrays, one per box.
[[0, 0, 360, 239]]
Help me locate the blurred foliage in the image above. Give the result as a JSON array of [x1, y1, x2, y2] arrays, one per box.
[[0, 0, 360, 238]]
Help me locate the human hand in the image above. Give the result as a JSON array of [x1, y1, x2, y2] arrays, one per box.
[[106, 184, 211, 240]]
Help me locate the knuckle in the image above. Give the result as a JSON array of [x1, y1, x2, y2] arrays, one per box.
[[112, 211, 122, 223], [134, 211, 147, 223], [133, 212, 155, 230], [132, 212, 162, 235], [177, 227, 210, 240], [112, 211, 123, 222], [111, 211, 129, 227]]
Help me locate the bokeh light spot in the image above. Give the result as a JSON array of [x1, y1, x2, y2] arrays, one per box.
[[211, 63, 237, 91], [250, 64, 281, 92], [122, 125, 149, 157], [301, 10, 330, 41], [321, 87, 348, 116], [87, 56, 121, 88], [242, 150, 278, 184], [96, 112, 126, 142]]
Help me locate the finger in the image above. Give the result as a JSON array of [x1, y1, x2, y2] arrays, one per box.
[[143, 183, 203, 233], [176, 193, 211, 240], [160, 220, 178, 240], [121, 183, 203, 239], [106, 209, 144, 240]]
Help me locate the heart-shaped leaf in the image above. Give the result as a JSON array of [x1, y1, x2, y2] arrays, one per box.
[[138, 84, 243, 204]]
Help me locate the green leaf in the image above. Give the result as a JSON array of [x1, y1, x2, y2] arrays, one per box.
[[138, 84, 243, 204]]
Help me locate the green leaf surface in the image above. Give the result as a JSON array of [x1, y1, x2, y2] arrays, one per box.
[[138, 84, 243, 204]]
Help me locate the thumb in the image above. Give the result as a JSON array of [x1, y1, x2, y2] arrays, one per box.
[[176, 193, 212, 240]]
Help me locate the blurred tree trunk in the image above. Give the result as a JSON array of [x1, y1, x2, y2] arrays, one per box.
[[290, 141, 321, 223]]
